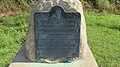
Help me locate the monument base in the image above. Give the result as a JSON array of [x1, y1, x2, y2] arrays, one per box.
[[9, 44, 98, 67]]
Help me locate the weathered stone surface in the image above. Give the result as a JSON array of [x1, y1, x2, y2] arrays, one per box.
[[25, 0, 88, 62]]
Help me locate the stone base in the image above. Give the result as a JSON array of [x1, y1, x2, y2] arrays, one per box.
[[9, 44, 98, 67]]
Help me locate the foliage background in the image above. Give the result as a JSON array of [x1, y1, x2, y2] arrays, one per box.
[[0, 0, 120, 14]]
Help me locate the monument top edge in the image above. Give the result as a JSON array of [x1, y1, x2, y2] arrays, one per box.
[[31, 0, 81, 13], [34, 6, 79, 13]]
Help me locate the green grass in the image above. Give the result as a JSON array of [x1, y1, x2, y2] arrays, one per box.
[[0, 12, 120, 67], [0, 14, 29, 67], [85, 12, 120, 67]]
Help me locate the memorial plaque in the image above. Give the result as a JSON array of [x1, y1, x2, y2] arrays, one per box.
[[34, 6, 81, 59]]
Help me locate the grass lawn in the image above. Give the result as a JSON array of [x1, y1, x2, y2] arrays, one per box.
[[0, 14, 29, 67], [0, 12, 120, 67], [85, 12, 120, 67]]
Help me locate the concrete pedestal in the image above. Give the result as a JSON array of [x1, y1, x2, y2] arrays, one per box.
[[9, 44, 98, 67]]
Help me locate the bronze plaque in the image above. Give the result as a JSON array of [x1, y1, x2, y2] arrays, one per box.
[[34, 6, 81, 59]]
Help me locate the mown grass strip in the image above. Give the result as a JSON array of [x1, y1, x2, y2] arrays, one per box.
[[85, 12, 120, 67]]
